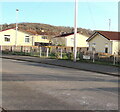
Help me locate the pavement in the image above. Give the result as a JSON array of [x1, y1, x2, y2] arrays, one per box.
[[1, 54, 119, 76]]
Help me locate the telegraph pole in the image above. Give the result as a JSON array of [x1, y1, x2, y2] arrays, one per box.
[[0, 24, 2, 52], [73, 0, 78, 62], [15, 9, 19, 46]]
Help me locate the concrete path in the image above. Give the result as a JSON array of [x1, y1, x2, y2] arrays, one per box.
[[1, 54, 119, 76]]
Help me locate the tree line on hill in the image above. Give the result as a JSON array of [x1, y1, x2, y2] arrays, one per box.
[[1, 23, 94, 39]]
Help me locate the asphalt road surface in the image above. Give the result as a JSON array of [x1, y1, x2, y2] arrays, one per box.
[[1, 58, 119, 111]]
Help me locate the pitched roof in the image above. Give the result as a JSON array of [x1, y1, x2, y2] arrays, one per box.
[[0, 28, 50, 36], [0, 27, 16, 32], [0, 27, 37, 35], [87, 31, 120, 41], [54, 32, 80, 38]]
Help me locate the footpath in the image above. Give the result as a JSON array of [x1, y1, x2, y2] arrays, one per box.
[[1, 54, 119, 77]]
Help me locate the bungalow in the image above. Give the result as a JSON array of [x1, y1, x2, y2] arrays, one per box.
[[0, 28, 50, 46], [86, 31, 120, 55], [33, 35, 50, 46], [0, 28, 33, 46], [52, 32, 89, 48]]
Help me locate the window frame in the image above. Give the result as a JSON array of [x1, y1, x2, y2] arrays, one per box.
[[25, 36, 30, 43], [41, 36, 47, 39], [4, 35, 10, 42], [105, 47, 108, 53]]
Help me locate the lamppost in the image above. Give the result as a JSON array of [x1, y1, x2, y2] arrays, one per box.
[[15, 9, 19, 46], [73, 0, 78, 62]]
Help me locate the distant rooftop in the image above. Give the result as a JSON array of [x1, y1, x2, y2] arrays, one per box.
[[87, 31, 120, 41], [54, 32, 86, 38], [0, 27, 48, 35]]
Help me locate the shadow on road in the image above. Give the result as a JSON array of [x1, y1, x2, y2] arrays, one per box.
[[2, 71, 120, 83], [57, 87, 119, 94]]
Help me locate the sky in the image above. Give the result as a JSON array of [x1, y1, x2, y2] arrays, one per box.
[[0, 0, 119, 31]]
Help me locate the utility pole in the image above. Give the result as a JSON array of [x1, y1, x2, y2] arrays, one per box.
[[0, 24, 2, 52], [73, 0, 78, 62], [15, 9, 19, 46]]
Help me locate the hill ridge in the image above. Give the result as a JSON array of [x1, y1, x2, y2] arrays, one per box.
[[1, 22, 94, 38]]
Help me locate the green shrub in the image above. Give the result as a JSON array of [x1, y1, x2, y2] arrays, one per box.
[[66, 52, 73, 60], [55, 52, 60, 59]]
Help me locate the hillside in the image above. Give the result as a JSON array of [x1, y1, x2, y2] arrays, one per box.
[[1, 23, 94, 38]]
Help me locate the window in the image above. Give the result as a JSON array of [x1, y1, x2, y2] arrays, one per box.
[[4, 35, 10, 42], [105, 48, 108, 53], [92, 43, 96, 51], [92, 43, 96, 47], [92, 47, 95, 51], [105, 43, 108, 47], [25, 36, 30, 43], [41, 36, 47, 39]]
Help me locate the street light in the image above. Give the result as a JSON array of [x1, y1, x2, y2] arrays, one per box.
[[73, 0, 78, 62], [15, 9, 19, 46]]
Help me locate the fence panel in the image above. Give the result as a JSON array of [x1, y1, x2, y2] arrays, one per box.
[[1, 46, 120, 66]]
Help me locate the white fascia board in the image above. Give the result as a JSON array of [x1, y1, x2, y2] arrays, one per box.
[[98, 33, 110, 41]]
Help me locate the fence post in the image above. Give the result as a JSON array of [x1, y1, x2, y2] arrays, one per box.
[[113, 52, 116, 65], [93, 51, 95, 63], [46, 47, 49, 57], [21, 46, 23, 52], [39, 47, 42, 57], [0, 45, 2, 52], [13, 46, 15, 52], [60, 48, 63, 59], [30, 47, 32, 56], [10, 46, 13, 52]]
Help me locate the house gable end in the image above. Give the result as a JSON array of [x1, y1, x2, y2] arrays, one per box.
[[86, 32, 98, 42], [87, 32, 110, 42], [97, 32, 110, 41]]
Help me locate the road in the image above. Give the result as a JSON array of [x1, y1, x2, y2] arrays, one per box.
[[1, 58, 119, 111]]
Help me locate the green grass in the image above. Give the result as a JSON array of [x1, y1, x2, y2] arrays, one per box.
[[2, 51, 31, 56], [77, 59, 120, 67]]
